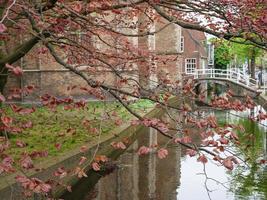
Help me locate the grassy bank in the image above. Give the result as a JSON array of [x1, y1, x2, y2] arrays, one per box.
[[4, 100, 154, 161]]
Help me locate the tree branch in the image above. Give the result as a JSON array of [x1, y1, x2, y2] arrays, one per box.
[[150, 3, 267, 50], [0, 31, 50, 65]]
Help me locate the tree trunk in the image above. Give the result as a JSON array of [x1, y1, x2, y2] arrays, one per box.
[[0, 64, 7, 136], [0, 74, 8, 94], [250, 48, 256, 79], [0, 64, 8, 94]]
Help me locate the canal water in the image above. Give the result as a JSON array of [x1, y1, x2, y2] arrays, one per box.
[[62, 106, 267, 200]]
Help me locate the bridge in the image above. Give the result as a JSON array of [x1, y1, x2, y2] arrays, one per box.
[[184, 68, 266, 94]]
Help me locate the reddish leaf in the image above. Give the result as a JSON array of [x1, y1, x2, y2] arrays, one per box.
[[115, 118, 122, 126], [11, 104, 35, 115], [117, 141, 126, 149], [64, 105, 73, 110], [92, 162, 100, 171], [67, 185, 72, 192], [15, 175, 51, 194], [6, 64, 23, 76], [111, 111, 118, 117], [197, 154, 208, 164], [0, 137, 6, 142], [1, 116, 13, 127], [72, 2, 82, 12], [174, 138, 182, 143], [20, 155, 34, 169], [110, 141, 126, 150], [2, 156, 13, 165], [54, 167, 67, 178], [0, 23, 7, 33], [181, 136, 192, 143], [80, 145, 88, 153], [18, 107, 35, 115], [137, 146, 150, 155], [13, 66, 23, 76], [0, 93, 5, 102], [131, 120, 140, 126], [186, 149, 197, 157], [16, 140, 26, 148], [79, 156, 87, 165], [219, 137, 229, 145], [94, 155, 108, 163], [259, 159, 266, 164], [22, 121, 33, 129], [55, 143, 61, 150], [223, 158, 234, 170], [157, 148, 168, 159], [74, 167, 88, 178], [218, 145, 225, 152], [10, 104, 35, 115], [39, 183, 52, 193], [29, 150, 48, 158], [122, 137, 130, 145]]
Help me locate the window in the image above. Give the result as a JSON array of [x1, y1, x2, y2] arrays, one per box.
[[69, 31, 87, 44], [180, 36, 184, 52], [185, 58, 196, 74], [66, 30, 92, 65]]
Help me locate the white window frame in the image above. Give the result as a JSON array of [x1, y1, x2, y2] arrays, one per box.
[[70, 31, 86, 43], [180, 36, 184, 52], [185, 58, 197, 74], [66, 30, 89, 65]]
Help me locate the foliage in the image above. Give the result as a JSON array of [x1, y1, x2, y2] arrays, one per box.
[[212, 38, 264, 69], [0, 0, 266, 198], [213, 39, 232, 69], [230, 43, 262, 63], [226, 118, 267, 199]]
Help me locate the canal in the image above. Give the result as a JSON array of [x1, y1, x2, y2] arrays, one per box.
[[61, 105, 267, 200]]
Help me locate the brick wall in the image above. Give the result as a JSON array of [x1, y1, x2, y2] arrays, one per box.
[[4, 14, 207, 102], [181, 29, 208, 73]]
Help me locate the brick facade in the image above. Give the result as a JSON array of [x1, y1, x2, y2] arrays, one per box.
[[181, 29, 208, 74], [4, 15, 207, 102]]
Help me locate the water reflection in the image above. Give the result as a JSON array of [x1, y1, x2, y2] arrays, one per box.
[[62, 108, 267, 200], [217, 107, 267, 200], [88, 126, 181, 200]]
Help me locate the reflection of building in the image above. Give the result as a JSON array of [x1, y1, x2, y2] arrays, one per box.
[[89, 126, 181, 200]]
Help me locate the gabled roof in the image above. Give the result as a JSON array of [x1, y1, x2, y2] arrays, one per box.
[[189, 30, 206, 41], [185, 29, 207, 58]]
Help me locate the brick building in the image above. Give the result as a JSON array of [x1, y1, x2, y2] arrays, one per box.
[[181, 28, 208, 74], [3, 15, 208, 102]]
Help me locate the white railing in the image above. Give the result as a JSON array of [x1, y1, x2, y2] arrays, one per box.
[[184, 68, 259, 91], [261, 81, 267, 95]]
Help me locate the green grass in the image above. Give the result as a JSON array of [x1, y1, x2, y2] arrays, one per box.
[[3, 100, 154, 162]]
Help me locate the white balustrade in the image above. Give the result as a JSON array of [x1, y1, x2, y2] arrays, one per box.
[[183, 68, 260, 92]]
